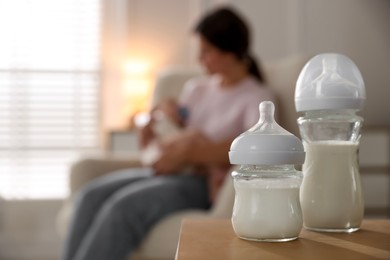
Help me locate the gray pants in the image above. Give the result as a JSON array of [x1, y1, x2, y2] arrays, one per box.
[[62, 168, 209, 260]]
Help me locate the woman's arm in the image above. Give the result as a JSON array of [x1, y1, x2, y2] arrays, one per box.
[[185, 137, 232, 165], [152, 130, 233, 174]]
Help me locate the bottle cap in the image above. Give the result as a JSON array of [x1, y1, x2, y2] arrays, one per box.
[[295, 53, 366, 112], [229, 101, 305, 165]]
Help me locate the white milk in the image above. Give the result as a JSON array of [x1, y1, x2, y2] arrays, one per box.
[[300, 141, 364, 231], [232, 179, 302, 241]]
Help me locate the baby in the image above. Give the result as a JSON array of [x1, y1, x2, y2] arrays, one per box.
[[138, 99, 188, 166]]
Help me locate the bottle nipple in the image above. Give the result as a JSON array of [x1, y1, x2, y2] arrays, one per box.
[[259, 101, 275, 124], [249, 101, 290, 135], [322, 54, 338, 73]]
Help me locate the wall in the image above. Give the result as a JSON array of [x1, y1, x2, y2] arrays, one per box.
[[226, 0, 301, 61]]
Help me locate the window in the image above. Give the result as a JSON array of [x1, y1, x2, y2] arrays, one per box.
[[0, 0, 102, 199]]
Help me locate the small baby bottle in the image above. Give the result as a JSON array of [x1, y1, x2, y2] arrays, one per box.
[[295, 53, 366, 232], [229, 101, 305, 242]]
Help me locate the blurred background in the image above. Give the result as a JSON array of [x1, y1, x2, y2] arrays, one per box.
[[0, 0, 389, 259]]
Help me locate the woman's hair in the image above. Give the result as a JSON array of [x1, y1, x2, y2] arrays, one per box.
[[195, 7, 265, 83]]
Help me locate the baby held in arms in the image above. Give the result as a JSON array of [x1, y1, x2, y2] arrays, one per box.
[[138, 99, 206, 173]]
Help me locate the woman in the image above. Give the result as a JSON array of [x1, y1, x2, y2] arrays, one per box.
[[62, 6, 275, 260]]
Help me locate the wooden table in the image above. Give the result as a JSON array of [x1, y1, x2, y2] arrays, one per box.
[[176, 219, 390, 260]]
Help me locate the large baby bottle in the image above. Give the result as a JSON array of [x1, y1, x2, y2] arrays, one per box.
[[295, 53, 366, 232], [229, 101, 305, 242]]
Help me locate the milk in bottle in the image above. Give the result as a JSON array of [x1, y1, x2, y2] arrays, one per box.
[[295, 53, 366, 232], [229, 101, 305, 241]]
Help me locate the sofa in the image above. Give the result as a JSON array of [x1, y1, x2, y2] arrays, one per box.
[[57, 53, 310, 260]]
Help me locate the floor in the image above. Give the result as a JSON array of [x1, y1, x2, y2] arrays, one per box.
[[0, 199, 63, 260]]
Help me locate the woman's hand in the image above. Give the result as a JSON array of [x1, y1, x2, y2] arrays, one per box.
[[137, 99, 184, 149], [138, 116, 155, 148], [157, 99, 183, 126]]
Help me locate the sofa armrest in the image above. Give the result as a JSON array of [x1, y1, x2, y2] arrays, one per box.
[[69, 154, 142, 196]]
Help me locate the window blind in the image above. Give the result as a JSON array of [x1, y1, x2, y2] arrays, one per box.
[[0, 0, 102, 199]]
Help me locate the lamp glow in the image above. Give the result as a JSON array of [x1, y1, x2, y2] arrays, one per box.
[[122, 60, 152, 123]]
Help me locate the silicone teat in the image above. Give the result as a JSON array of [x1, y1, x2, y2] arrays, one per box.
[[295, 53, 365, 111], [248, 101, 291, 135], [323, 54, 337, 73], [314, 55, 356, 92], [259, 101, 275, 124]]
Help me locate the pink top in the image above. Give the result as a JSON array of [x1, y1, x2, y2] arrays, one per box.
[[180, 74, 275, 141], [179, 74, 276, 203]]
